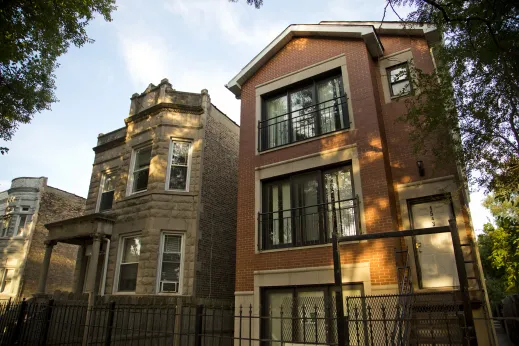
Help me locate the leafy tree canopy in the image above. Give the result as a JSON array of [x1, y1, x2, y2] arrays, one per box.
[[0, 0, 117, 154], [389, 0, 519, 195]]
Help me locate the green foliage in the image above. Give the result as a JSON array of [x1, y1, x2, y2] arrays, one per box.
[[391, 0, 519, 195], [477, 194, 519, 301], [0, 0, 116, 153]]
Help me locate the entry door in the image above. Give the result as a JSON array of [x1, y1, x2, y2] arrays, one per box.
[[410, 198, 459, 288]]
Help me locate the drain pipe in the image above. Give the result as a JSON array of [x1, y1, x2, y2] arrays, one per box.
[[100, 238, 110, 296]]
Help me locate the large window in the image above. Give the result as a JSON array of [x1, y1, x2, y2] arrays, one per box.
[[129, 145, 152, 194], [262, 284, 363, 346], [259, 73, 349, 151], [157, 233, 184, 293], [166, 139, 192, 191], [0, 268, 15, 294], [387, 63, 412, 97], [260, 165, 358, 250], [98, 174, 115, 212], [116, 235, 141, 292]]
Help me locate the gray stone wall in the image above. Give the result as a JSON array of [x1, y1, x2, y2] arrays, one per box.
[[21, 186, 85, 298], [195, 105, 239, 300]]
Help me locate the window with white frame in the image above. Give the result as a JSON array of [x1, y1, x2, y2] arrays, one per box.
[[0, 268, 15, 294], [98, 174, 115, 212], [1, 209, 31, 238], [157, 233, 184, 293], [129, 145, 152, 194], [387, 62, 412, 97], [166, 140, 192, 191], [116, 235, 141, 292]]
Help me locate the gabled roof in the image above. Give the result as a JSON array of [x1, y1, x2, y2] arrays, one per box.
[[225, 21, 438, 98]]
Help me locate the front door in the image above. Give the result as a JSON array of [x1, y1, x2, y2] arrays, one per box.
[[409, 196, 459, 288]]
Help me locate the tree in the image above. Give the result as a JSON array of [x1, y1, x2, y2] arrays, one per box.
[[388, 0, 519, 195], [478, 194, 519, 299], [0, 0, 117, 154]]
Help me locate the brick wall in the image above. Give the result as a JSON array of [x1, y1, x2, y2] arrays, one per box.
[[21, 187, 85, 298], [196, 105, 239, 300]]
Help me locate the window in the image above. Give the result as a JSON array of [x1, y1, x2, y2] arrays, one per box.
[[166, 140, 192, 191], [116, 235, 141, 292], [98, 174, 115, 212], [0, 269, 15, 294], [260, 165, 358, 250], [263, 284, 363, 345], [260, 73, 349, 151], [157, 233, 184, 293], [387, 63, 412, 97], [1, 213, 30, 238], [129, 146, 152, 194], [16, 214, 28, 236]]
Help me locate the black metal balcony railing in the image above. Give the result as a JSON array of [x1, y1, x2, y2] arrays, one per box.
[[258, 197, 360, 251], [258, 95, 349, 151]]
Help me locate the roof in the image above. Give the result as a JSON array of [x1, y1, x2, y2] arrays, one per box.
[[225, 21, 438, 98]]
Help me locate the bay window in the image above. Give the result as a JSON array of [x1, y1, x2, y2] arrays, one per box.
[[259, 164, 359, 250], [259, 72, 349, 151]]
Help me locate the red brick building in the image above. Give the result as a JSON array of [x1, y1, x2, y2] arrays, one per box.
[[226, 21, 492, 344]]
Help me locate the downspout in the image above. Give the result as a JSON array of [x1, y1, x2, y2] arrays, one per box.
[[100, 238, 110, 296]]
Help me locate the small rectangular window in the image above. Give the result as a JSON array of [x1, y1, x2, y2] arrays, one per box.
[[16, 215, 28, 236], [21, 206, 30, 212], [387, 63, 412, 97], [99, 174, 115, 212], [117, 236, 141, 292], [158, 234, 183, 293], [166, 140, 192, 191], [0, 269, 15, 294], [130, 146, 152, 194]]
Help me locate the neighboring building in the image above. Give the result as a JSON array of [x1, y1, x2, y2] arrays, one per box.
[[226, 21, 491, 343], [0, 177, 85, 300], [39, 79, 239, 301]]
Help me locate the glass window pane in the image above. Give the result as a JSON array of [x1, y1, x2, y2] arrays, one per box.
[[122, 237, 141, 263], [103, 176, 115, 192], [133, 168, 149, 192], [265, 96, 289, 149], [317, 77, 344, 133], [389, 65, 408, 83], [163, 253, 181, 263], [171, 141, 190, 165], [164, 235, 181, 253], [16, 215, 27, 236], [292, 173, 320, 243], [134, 147, 152, 170], [99, 191, 114, 211], [391, 80, 411, 96], [324, 167, 356, 237], [160, 262, 180, 282], [118, 263, 138, 291], [266, 291, 293, 345], [1, 269, 14, 293], [291, 87, 316, 140], [169, 166, 188, 190], [296, 290, 326, 344]]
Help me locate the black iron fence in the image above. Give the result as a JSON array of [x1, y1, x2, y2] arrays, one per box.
[[0, 291, 486, 346], [258, 197, 360, 250]]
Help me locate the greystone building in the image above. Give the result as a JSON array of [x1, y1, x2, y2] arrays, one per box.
[[0, 177, 85, 300], [38, 79, 239, 302]]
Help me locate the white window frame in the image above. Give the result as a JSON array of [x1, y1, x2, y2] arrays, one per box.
[[96, 173, 115, 212], [165, 138, 193, 192], [113, 233, 141, 294], [0, 268, 15, 294], [156, 232, 185, 295], [127, 144, 152, 196], [1, 209, 31, 239]]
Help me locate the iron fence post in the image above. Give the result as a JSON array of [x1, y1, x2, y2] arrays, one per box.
[[195, 304, 204, 346], [11, 298, 27, 345], [104, 301, 115, 346], [40, 299, 54, 346], [450, 219, 477, 346]]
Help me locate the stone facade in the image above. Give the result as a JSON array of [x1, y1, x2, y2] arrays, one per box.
[[44, 79, 239, 300], [0, 177, 85, 299]]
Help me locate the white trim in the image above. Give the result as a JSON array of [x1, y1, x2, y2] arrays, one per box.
[[156, 232, 185, 295], [113, 233, 141, 294], [165, 138, 193, 193], [126, 144, 152, 196]]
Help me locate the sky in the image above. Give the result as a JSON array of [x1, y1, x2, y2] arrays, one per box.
[[0, 0, 493, 232]]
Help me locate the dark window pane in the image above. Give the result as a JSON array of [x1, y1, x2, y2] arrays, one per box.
[[292, 173, 320, 243], [118, 263, 138, 291], [161, 262, 180, 282], [162, 282, 178, 292], [317, 77, 345, 133], [133, 168, 149, 192], [291, 86, 316, 140], [135, 147, 152, 169], [265, 96, 289, 149], [169, 166, 188, 190], [99, 191, 114, 211]]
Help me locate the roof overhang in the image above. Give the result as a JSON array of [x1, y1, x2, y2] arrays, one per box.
[[226, 22, 438, 98]]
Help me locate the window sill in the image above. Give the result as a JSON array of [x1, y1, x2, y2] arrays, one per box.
[[120, 190, 197, 202], [111, 291, 136, 295], [257, 240, 360, 254], [258, 127, 352, 155], [390, 92, 413, 101], [0, 236, 26, 240]]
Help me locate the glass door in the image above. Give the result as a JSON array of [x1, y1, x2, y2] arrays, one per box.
[[291, 172, 321, 245], [323, 166, 356, 237], [263, 180, 292, 248]]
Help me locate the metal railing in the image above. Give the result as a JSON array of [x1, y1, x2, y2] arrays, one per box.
[[258, 197, 360, 251], [258, 95, 349, 151]]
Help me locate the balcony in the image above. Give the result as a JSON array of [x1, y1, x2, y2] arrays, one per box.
[[258, 197, 360, 250], [258, 94, 349, 152]]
